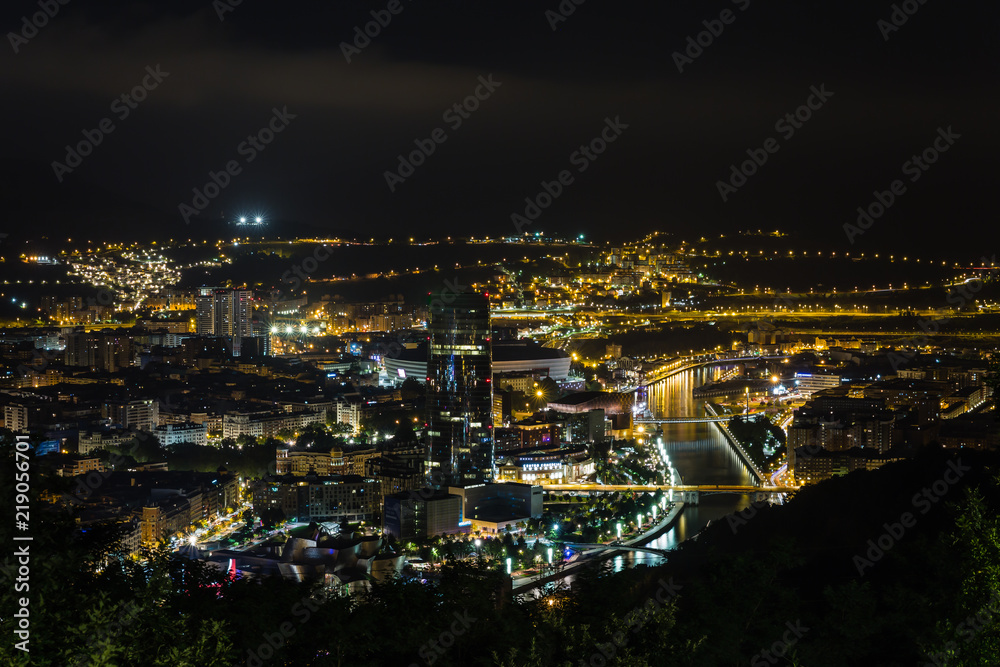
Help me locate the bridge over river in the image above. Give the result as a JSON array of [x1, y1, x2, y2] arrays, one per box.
[[542, 483, 799, 505], [634, 416, 730, 424]]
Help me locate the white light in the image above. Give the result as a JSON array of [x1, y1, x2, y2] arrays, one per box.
[[239, 217, 246, 223], [255, 217, 263, 223]]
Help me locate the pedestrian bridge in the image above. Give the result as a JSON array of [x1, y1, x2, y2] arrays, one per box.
[[542, 483, 799, 505], [568, 543, 670, 557], [634, 416, 730, 424]]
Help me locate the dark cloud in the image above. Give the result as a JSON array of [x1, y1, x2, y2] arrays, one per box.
[[0, 0, 996, 254]]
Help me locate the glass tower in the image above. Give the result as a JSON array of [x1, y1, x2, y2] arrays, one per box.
[[426, 291, 493, 485]]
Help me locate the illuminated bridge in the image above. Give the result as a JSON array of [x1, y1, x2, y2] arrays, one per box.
[[568, 543, 670, 557], [634, 416, 730, 424], [543, 483, 800, 505], [640, 354, 792, 386]]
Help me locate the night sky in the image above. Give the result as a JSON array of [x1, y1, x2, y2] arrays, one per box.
[[2, 0, 996, 253]]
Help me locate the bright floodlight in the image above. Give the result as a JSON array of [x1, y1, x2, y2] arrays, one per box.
[[270, 327, 278, 334], [239, 217, 246, 223], [255, 217, 262, 223]]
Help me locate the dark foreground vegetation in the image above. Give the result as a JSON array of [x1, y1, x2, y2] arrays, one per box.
[[2, 445, 1000, 666]]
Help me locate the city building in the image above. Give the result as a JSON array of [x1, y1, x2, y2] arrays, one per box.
[[334, 395, 377, 435], [382, 489, 465, 540], [792, 373, 842, 395], [64, 329, 134, 371], [547, 391, 634, 415], [385, 340, 570, 385], [194, 287, 256, 357], [78, 429, 135, 455], [426, 291, 494, 484], [222, 409, 324, 440], [787, 396, 895, 455], [154, 422, 209, 448], [254, 474, 380, 523], [5, 403, 29, 432], [496, 445, 594, 484], [103, 399, 159, 432], [790, 446, 905, 484], [52, 455, 104, 477], [491, 342, 571, 380], [937, 414, 1000, 450], [276, 446, 345, 476], [53, 469, 241, 546], [563, 409, 609, 444], [448, 482, 543, 534], [141, 496, 192, 545], [366, 454, 425, 499]]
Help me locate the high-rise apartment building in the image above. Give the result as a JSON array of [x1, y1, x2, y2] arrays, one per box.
[[194, 288, 215, 335], [64, 330, 133, 371], [193, 288, 255, 356], [103, 399, 159, 433]]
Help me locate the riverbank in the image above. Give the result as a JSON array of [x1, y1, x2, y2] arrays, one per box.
[[704, 402, 765, 483], [512, 501, 685, 595]]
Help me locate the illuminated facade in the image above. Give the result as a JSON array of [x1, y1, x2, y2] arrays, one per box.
[[194, 287, 255, 356], [426, 291, 493, 484]]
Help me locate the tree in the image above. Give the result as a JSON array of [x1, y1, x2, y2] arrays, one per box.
[[400, 377, 424, 399], [128, 433, 165, 463], [328, 422, 353, 437], [391, 421, 417, 443], [259, 506, 284, 530]]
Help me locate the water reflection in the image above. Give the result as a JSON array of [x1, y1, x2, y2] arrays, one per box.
[[616, 365, 756, 568], [526, 366, 758, 593]]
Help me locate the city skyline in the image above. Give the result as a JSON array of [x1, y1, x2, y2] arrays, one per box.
[[3, 1, 999, 665]]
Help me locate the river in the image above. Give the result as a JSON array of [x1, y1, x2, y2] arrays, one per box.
[[604, 364, 756, 571]]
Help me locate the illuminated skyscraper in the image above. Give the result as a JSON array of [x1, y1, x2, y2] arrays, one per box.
[[194, 288, 254, 356], [426, 291, 493, 485], [194, 288, 215, 335]]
